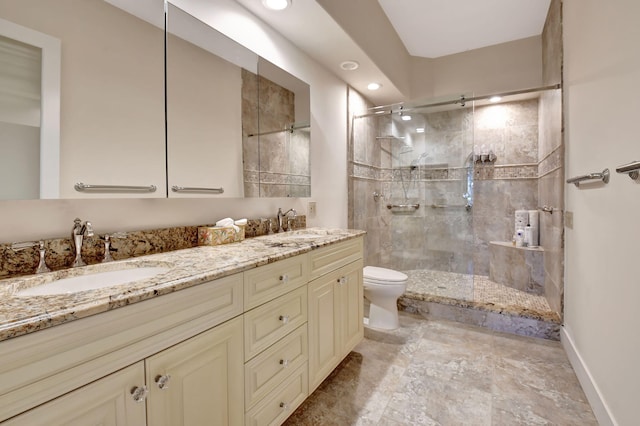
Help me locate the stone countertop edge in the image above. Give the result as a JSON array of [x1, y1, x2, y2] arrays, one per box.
[[0, 228, 365, 342]]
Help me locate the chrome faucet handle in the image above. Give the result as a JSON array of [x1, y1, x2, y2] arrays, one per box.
[[101, 232, 126, 263], [101, 235, 114, 263], [276, 207, 285, 233], [35, 240, 51, 273], [84, 221, 94, 237], [11, 240, 51, 274]]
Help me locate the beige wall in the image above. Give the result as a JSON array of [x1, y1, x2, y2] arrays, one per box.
[[411, 36, 543, 100], [563, 0, 640, 424]]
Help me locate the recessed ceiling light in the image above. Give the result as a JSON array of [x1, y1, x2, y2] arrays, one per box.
[[262, 0, 291, 11], [401, 115, 411, 121], [340, 60, 359, 71], [367, 82, 382, 91], [489, 96, 502, 103], [416, 128, 425, 133]]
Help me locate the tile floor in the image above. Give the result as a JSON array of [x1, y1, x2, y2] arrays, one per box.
[[283, 312, 597, 425]]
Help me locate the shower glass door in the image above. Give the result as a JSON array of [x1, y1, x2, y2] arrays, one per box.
[[386, 101, 475, 300], [350, 92, 476, 301]]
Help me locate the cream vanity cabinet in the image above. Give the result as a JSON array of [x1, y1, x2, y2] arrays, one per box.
[[4, 318, 244, 426], [0, 236, 364, 426], [307, 238, 364, 392], [0, 274, 244, 425]]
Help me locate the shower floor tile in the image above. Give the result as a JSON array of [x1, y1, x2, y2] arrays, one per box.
[[402, 269, 559, 323]]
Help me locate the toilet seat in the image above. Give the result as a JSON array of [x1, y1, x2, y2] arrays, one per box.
[[363, 266, 408, 283]]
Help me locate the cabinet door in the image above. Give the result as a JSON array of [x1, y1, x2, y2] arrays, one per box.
[[3, 363, 146, 426], [145, 317, 244, 426], [308, 259, 364, 393], [337, 259, 364, 356], [307, 271, 341, 392]]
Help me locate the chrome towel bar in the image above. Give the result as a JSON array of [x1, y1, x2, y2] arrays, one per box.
[[615, 161, 640, 181], [386, 203, 420, 210], [566, 169, 609, 187], [171, 186, 224, 194], [75, 183, 157, 192]]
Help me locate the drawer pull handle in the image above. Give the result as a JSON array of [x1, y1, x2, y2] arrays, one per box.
[[280, 402, 290, 410], [155, 374, 171, 390], [279, 315, 290, 324], [337, 276, 348, 285], [280, 359, 290, 368], [279, 274, 289, 283], [131, 385, 148, 403]]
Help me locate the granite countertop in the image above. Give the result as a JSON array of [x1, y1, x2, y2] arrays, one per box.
[[0, 228, 365, 342]]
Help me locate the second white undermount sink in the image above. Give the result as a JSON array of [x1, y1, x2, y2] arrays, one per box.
[[16, 266, 171, 297]]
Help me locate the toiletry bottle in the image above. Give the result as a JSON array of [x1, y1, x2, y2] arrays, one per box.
[[524, 226, 533, 247], [515, 229, 524, 247]]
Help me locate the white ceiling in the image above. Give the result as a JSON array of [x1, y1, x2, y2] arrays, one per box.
[[233, 0, 552, 104], [378, 0, 551, 58]]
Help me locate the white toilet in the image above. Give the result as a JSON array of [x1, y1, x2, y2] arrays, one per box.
[[363, 266, 408, 330]]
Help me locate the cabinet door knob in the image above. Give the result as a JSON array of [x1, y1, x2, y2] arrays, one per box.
[[280, 359, 290, 368], [280, 402, 290, 410], [279, 274, 289, 283], [155, 374, 171, 390], [279, 315, 290, 324], [131, 385, 149, 403], [337, 276, 348, 285]]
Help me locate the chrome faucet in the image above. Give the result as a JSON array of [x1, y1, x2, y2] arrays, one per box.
[[276, 208, 297, 232], [71, 218, 94, 267]]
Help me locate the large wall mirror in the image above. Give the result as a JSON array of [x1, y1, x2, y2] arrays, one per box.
[[0, 0, 310, 200], [166, 2, 311, 198], [0, 0, 166, 200]]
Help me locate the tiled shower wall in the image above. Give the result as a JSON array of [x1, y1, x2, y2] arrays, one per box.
[[539, 0, 564, 315], [349, 93, 542, 276]]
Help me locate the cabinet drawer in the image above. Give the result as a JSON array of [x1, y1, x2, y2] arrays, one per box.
[[308, 237, 363, 280], [244, 255, 308, 310], [244, 286, 307, 361], [245, 363, 308, 426], [244, 324, 308, 410]]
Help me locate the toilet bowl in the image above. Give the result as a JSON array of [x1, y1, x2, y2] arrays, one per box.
[[363, 266, 408, 330]]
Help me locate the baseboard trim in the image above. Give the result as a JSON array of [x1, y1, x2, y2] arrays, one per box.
[[561, 326, 617, 426]]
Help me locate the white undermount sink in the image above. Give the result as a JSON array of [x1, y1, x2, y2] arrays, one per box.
[[16, 265, 171, 297]]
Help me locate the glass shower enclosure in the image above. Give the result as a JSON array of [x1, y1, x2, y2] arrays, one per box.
[[350, 94, 476, 300], [349, 86, 563, 315]]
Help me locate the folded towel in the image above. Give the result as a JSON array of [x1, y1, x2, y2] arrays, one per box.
[[234, 218, 247, 226]]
